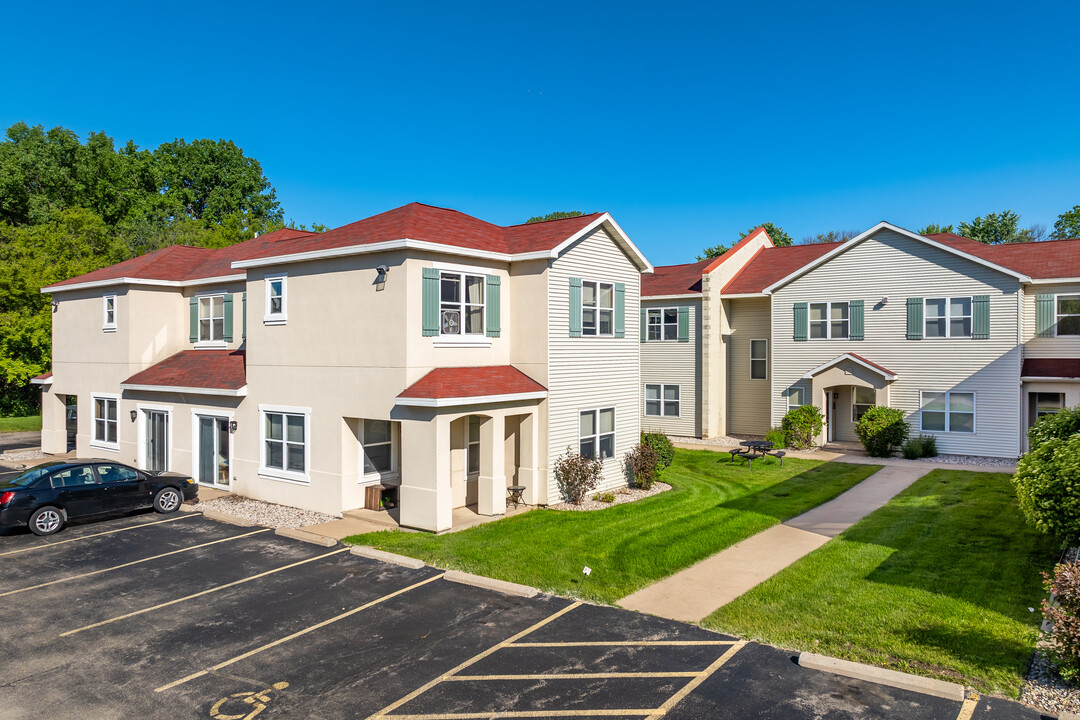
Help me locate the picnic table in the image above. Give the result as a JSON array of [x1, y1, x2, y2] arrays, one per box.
[[728, 440, 786, 469]]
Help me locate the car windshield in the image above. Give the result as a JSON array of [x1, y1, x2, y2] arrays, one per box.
[[6, 465, 55, 487]]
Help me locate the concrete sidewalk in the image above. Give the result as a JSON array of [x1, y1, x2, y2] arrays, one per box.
[[619, 464, 929, 623]]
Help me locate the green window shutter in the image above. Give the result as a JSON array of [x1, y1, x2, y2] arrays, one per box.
[[640, 308, 647, 342], [189, 297, 198, 343], [972, 295, 990, 339], [1037, 294, 1055, 337], [422, 268, 440, 337], [793, 302, 808, 342], [223, 294, 234, 342], [569, 277, 582, 337], [485, 275, 501, 338], [614, 282, 626, 338], [906, 298, 923, 340], [677, 306, 689, 342], [242, 292, 247, 341], [849, 299, 864, 341]]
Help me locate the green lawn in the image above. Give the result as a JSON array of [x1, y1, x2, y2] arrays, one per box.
[[0, 415, 41, 433], [704, 469, 1061, 698], [344, 450, 879, 604]]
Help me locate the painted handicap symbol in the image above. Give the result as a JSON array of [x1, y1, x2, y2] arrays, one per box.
[[209, 681, 289, 720]]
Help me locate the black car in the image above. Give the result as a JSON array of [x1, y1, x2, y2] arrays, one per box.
[[0, 460, 198, 536]]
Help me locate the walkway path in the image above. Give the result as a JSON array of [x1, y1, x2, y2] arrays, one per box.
[[619, 462, 930, 623]]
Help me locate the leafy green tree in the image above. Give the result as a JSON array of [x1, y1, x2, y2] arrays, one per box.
[[801, 229, 859, 244], [958, 210, 1043, 244], [526, 210, 586, 223], [695, 243, 728, 261], [740, 222, 792, 247], [1053, 205, 1080, 240], [918, 223, 954, 235]]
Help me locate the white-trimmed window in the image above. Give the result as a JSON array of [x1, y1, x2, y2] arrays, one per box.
[[925, 297, 972, 338], [852, 386, 875, 422], [360, 419, 397, 480], [580, 407, 615, 460], [809, 302, 848, 339], [646, 308, 678, 341], [102, 295, 117, 332], [582, 281, 614, 337], [440, 272, 484, 335], [786, 386, 806, 409], [198, 294, 226, 343], [920, 391, 975, 433], [265, 275, 287, 324], [91, 395, 119, 449], [750, 339, 768, 379], [645, 384, 680, 417], [261, 406, 309, 482], [1057, 295, 1080, 336]]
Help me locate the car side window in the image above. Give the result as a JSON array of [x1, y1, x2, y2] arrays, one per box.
[[96, 465, 139, 483], [52, 467, 97, 488]]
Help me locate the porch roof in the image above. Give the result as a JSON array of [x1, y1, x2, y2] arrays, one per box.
[[120, 350, 247, 396], [30, 371, 52, 385], [802, 352, 898, 381], [396, 366, 547, 408], [1022, 358, 1080, 380]]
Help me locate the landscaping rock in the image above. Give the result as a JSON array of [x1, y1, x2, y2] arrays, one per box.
[[550, 482, 671, 511], [198, 495, 339, 529]]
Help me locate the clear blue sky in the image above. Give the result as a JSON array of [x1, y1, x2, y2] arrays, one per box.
[[4, 1, 1078, 265]]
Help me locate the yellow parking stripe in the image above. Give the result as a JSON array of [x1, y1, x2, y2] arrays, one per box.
[[446, 672, 701, 681], [644, 640, 747, 720], [956, 696, 979, 720], [0, 513, 198, 557], [61, 547, 350, 636], [155, 573, 445, 693], [510, 640, 737, 648], [367, 601, 583, 719], [0, 528, 270, 598]]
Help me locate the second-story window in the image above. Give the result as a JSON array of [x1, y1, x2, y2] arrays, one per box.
[[646, 308, 678, 341], [440, 272, 484, 335], [809, 302, 848, 339], [102, 295, 117, 332], [582, 281, 614, 336], [925, 297, 971, 338], [199, 295, 225, 342], [1058, 295, 1080, 336], [265, 275, 287, 324]]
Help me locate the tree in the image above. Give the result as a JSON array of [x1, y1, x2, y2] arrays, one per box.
[[801, 229, 859, 244], [1053, 205, 1080, 240], [740, 222, 792, 247], [918, 223, 954, 235], [958, 210, 1043, 244], [695, 243, 728, 261], [526, 210, 586, 223]]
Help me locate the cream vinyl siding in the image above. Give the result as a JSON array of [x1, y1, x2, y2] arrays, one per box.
[[1022, 283, 1080, 358], [548, 227, 642, 497], [726, 297, 772, 435], [771, 229, 1023, 458], [641, 298, 701, 437]]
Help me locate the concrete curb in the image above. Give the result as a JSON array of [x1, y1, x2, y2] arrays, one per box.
[[444, 569, 539, 598], [350, 546, 426, 569], [275, 527, 338, 547], [201, 509, 254, 527], [1059, 712, 1080, 720], [799, 652, 965, 701]]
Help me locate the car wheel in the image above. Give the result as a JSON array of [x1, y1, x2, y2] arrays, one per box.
[[153, 487, 182, 514], [29, 506, 64, 536]]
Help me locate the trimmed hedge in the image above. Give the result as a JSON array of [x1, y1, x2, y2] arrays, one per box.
[[854, 406, 910, 458]]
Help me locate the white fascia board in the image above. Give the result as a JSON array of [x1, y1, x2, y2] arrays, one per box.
[[642, 293, 702, 301], [231, 238, 514, 270], [1021, 376, 1080, 382], [802, 353, 898, 381], [762, 222, 1031, 294], [41, 274, 245, 294], [546, 214, 654, 273], [395, 390, 548, 408], [120, 383, 248, 397], [1027, 277, 1080, 285], [30, 377, 52, 386], [719, 292, 769, 299]]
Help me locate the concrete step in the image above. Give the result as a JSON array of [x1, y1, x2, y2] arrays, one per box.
[[342, 507, 400, 529]]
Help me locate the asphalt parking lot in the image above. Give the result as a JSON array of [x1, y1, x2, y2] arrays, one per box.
[[0, 507, 1054, 720]]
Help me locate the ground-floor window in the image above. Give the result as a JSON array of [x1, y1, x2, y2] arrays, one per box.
[[92, 395, 119, 448], [786, 386, 805, 409], [851, 386, 875, 422], [1029, 392, 1065, 427], [920, 391, 975, 433], [580, 407, 615, 460], [644, 384, 679, 417], [261, 406, 309, 481], [360, 419, 398, 480]]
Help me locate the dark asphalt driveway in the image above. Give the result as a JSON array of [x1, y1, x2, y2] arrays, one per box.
[[0, 510, 1053, 719]]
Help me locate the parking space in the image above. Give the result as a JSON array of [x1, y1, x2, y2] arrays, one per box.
[[0, 511, 1053, 720]]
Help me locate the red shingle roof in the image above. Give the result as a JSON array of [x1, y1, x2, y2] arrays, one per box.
[[847, 353, 897, 377], [30, 371, 52, 384], [642, 259, 710, 296], [121, 350, 246, 391], [721, 242, 841, 294], [1022, 358, 1080, 379], [929, 234, 1080, 280], [398, 366, 546, 400]]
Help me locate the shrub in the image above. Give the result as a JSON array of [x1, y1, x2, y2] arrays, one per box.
[[901, 438, 922, 460], [593, 491, 616, 503], [1030, 407, 1080, 450], [554, 448, 603, 504], [764, 426, 787, 448], [1042, 561, 1080, 682], [641, 432, 674, 469], [1013, 434, 1080, 538], [781, 405, 824, 450], [625, 442, 660, 490], [918, 433, 938, 458], [854, 406, 910, 458]]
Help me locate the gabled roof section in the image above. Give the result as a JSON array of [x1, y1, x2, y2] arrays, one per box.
[[761, 222, 1031, 294], [1022, 358, 1080, 380], [30, 371, 52, 385], [643, 226, 775, 298], [721, 242, 840, 295], [803, 353, 898, 381], [929, 234, 1080, 281], [120, 350, 247, 396], [396, 366, 547, 408]]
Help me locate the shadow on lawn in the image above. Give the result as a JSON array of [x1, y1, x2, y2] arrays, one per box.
[[903, 623, 1034, 680], [717, 462, 860, 522]]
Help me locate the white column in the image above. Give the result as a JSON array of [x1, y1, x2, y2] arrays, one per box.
[[517, 412, 540, 505], [478, 414, 506, 516], [398, 415, 453, 532], [41, 391, 67, 454]]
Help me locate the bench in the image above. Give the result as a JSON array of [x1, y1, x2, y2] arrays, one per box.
[[728, 448, 749, 463], [768, 450, 786, 467]]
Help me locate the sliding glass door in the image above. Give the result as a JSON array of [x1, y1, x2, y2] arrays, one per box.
[[197, 415, 230, 488]]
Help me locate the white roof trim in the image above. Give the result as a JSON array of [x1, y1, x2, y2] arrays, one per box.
[[642, 293, 701, 301], [545, 214, 654, 273], [1021, 376, 1080, 382], [762, 222, 1031, 294], [30, 376, 52, 386], [802, 353, 898, 381], [1027, 277, 1080, 285], [120, 383, 248, 397], [719, 292, 769, 299], [41, 274, 245, 294], [395, 390, 547, 408]]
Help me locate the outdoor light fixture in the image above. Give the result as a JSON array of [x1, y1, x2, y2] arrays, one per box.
[[881, 297, 889, 305], [229, 420, 238, 434], [130, 410, 138, 422], [375, 265, 389, 284], [51, 301, 59, 313]]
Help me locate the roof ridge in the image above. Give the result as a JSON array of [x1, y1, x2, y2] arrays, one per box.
[[502, 212, 604, 230]]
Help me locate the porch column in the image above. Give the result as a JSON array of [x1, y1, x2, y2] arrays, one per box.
[[517, 412, 540, 505], [41, 391, 67, 454], [810, 377, 827, 447], [398, 415, 453, 532], [478, 414, 506, 516]]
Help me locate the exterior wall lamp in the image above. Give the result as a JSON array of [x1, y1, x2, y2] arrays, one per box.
[[229, 420, 238, 434], [375, 265, 389, 285], [130, 410, 138, 422]]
